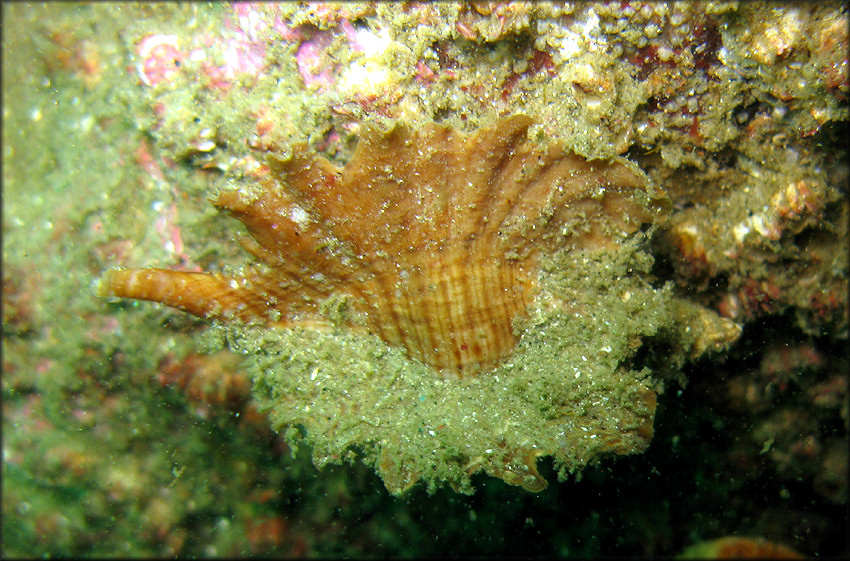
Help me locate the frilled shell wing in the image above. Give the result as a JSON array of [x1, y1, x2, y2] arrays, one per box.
[[99, 115, 669, 373]]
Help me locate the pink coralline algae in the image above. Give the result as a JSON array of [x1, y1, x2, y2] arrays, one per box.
[[136, 34, 185, 87], [201, 38, 267, 90], [201, 4, 269, 89], [295, 29, 337, 90], [136, 5, 271, 91]]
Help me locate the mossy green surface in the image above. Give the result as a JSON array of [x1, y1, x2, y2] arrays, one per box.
[[216, 236, 671, 495]]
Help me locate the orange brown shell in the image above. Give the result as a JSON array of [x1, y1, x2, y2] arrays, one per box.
[[99, 115, 668, 374]]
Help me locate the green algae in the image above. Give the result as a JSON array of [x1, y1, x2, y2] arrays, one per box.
[[212, 234, 673, 495]]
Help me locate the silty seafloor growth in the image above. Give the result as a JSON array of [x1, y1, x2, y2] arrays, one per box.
[[99, 116, 737, 494]]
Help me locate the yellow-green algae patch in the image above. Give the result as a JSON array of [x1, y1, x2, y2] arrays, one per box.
[[211, 234, 674, 495]]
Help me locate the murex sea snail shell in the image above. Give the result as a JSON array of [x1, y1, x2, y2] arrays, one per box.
[[99, 115, 673, 494]]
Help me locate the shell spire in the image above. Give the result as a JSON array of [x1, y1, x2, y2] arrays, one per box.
[[99, 115, 668, 374]]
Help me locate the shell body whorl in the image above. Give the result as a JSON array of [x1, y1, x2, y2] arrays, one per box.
[[99, 115, 668, 374]]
